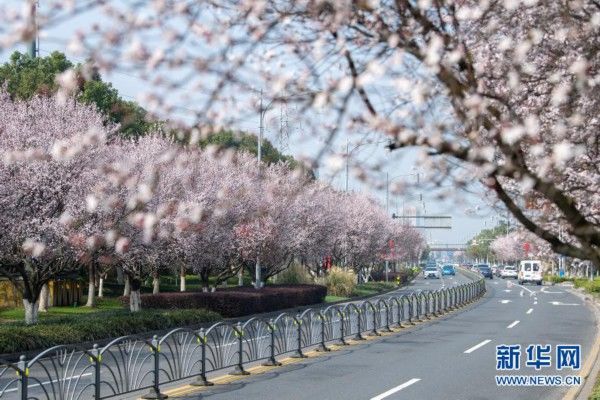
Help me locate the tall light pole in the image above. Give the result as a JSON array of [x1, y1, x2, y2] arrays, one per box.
[[344, 139, 388, 192], [253, 89, 278, 289], [384, 171, 422, 280]]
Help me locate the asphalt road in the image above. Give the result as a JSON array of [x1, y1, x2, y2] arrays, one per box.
[[177, 276, 596, 400], [0, 272, 467, 400]]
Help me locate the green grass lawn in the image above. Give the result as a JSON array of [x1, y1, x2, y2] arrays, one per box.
[[323, 282, 397, 303], [351, 282, 397, 297], [590, 371, 600, 400], [325, 295, 350, 302], [0, 297, 123, 322]]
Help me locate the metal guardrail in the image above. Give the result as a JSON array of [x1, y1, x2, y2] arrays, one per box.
[[0, 279, 486, 400]]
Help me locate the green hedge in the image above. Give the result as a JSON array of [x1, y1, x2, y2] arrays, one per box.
[[574, 278, 600, 293], [122, 284, 327, 317], [544, 274, 575, 284], [0, 309, 221, 355]]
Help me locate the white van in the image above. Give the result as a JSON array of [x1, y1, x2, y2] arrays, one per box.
[[518, 260, 543, 285]]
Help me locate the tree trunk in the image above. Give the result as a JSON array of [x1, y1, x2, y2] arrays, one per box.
[[98, 276, 105, 298], [123, 276, 131, 296], [38, 283, 49, 313], [152, 274, 160, 294], [23, 298, 39, 325], [85, 264, 96, 307], [180, 265, 186, 292], [129, 277, 142, 312], [129, 290, 141, 312], [116, 267, 124, 284]]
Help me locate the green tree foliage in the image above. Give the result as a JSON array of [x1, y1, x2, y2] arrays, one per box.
[[196, 130, 314, 176], [0, 51, 308, 168], [420, 245, 431, 261], [0, 51, 151, 138], [466, 222, 511, 261], [199, 130, 296, 165], [0, 51, 71, 98]]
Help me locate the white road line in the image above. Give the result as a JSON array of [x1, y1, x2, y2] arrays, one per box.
[[513, 282, 536, 294], [507, 320, 520, 329], [520, 290, 524, 297], [534, 300, 538, 305], [526, 308, 533, 314], [549, 301, 580, 306], [541, 288, 563, 294], [464, 339, 492, 354], [370, 378, 421, 400]]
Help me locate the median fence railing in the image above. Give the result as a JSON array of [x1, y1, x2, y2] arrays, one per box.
[[0, 279, 485, 400]]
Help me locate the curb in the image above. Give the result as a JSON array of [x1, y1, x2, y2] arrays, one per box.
[[563, 288, 600, 400]]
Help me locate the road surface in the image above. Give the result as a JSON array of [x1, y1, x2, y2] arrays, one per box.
[[174, 276, 596, 400]]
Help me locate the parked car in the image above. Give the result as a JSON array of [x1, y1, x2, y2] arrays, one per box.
[[424, 266, 441, 279], [518, 260, 543, 285], [476, 264, 494, 279], [442, 265, 456, 276], [500, 265, 518, 279]]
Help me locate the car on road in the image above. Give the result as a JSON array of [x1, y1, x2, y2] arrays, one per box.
[[442, 264, 456, 276], [475, 264, 493, 279], [424, 266, 441, 279], [500, 265, 518, 279], [494, 265, 505, 277], [518, 260, 543, 285]]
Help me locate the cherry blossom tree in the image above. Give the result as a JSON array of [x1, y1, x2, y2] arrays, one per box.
[[5, 1, 595, 269], [176, 150, 258, 291], [0, 91, 114, 323], [491, 230, 554, 263], [86, 135, 185, 311]]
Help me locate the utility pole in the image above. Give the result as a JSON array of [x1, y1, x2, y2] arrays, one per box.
[[29, 1, 38, 58], [345, 139, 349, 192], [385, 172, 389, 214], [258, 89, 264, 163], [254, 89, 265, 289], [385, 172, 389, 282]]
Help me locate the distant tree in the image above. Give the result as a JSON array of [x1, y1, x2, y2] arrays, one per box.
[[466, 223, 511, 261], [195, 130, 313, 176], [0, 51, 71, 98], [0, 51, 152, 138]]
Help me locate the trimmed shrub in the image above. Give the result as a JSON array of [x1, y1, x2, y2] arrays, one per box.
[[574, 278, 600, 293], [0, 309, 221, 356], [544, 275, 574, 284], [275, 263, 313, 285], [122, 284, 327, 317], [316, 267, 356, 297], [370, 269, 415, 284]]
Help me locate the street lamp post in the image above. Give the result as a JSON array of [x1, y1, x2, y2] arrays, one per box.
[[384, 171, 421, 281], [253, 90, 277, 289]]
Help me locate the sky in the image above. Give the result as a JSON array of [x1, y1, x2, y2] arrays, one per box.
[[0, 2, 502, 247]]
